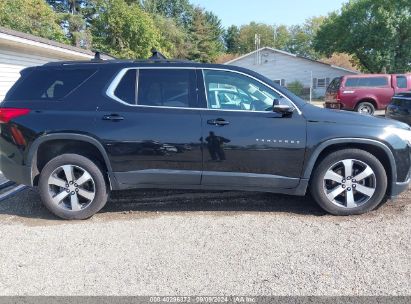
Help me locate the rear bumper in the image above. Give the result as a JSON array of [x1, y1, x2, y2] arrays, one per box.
[[0, 154, 32, 186], [324, 102, 342, 110]]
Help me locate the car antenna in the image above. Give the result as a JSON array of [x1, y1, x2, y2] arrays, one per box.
[[149, 48, 167, 60]]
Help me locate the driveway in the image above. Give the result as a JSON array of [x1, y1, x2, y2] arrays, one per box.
[[0, 187, 409, 296]]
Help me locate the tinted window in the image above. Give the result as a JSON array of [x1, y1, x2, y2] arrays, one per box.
[[114, 69, 137, 104], [203, 70, 289, 112], [345, 77, 388, 87], [6, 68, 96, 101], [137, 69, 197, 108], [344, 78, 359, 87], [396, 76, 407, 89]]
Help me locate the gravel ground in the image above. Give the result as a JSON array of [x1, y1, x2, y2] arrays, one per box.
[[0, 187, 409, 296]]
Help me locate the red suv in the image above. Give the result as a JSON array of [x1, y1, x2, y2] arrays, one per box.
[[324, 74, 411, 115]]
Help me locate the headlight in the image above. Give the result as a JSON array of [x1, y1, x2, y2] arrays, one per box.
[[387, 127, 411, 145]]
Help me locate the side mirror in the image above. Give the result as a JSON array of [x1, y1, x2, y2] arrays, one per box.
[[273, 104, 294, 117]]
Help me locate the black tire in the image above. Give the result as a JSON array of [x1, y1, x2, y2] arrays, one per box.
[[355, 102, 375, 115], [38, 154, 109, 220], [310, 149, 387, 215]]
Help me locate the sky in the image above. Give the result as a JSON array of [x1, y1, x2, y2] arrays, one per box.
[[190, 0, 348, 28]]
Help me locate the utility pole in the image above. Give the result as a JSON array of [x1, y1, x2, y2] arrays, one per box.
[[309, 71, 313, 103], [255, 34, 261, 65]]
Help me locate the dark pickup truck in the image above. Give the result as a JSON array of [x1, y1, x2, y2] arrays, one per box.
[[324, 74, 411, 115]]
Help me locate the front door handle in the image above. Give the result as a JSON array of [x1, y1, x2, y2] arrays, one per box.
[[102, 114, 124, 121], [207, 118, 230, 126]]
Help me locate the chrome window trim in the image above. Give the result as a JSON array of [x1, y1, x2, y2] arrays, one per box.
[[105, 66, 302, 114], [393, 96, 411, 100]]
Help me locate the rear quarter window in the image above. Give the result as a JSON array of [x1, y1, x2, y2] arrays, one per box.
[[6, 68, 97, 101]]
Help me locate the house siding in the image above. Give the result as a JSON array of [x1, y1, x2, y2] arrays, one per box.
[[226, 48, 357, 98]]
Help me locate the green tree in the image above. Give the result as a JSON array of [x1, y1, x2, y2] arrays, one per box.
[[204, 11, 225, 53], [91, 0, 161, 59], [224, 25, 240, 53], [153, 14, 188, 59], [46, 0, 84, 14], [188, 7, 222, 62], [314, 0, 411, 73], [140, 0, 194, 29], [234, 22, 293, 53], [285, 16, 324, 59], [46, 0, 94, 48], [273, 25, 290, 50], [0, 0, 67, 43], [237, 22, 276, 53]]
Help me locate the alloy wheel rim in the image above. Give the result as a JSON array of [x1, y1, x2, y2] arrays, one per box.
[[47, 165, 95, 211], [323, 159, 376, 209]]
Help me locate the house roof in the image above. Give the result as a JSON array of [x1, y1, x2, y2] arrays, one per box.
[[225, 47, 359, 74], [0, 26, 113, 59]]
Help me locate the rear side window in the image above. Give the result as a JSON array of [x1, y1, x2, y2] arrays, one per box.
[[114, 69, 137, 105], [6, 68, 96, 101], [396, 75, 407, 89], [345, 77, 388, 87], [137, 69, 197, 108]]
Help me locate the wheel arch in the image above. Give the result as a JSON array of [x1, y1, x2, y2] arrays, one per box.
[[303, 138, 397, 195], [27, 133, 115, 189]]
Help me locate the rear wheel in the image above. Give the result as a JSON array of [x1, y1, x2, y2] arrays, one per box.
[[310, 149, 387, 215], [355, 102, 375, 115], [38, 154, 109, 220]]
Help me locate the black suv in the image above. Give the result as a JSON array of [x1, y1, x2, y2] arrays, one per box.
[[386, 92, 411, 126], [1, 56, 411, 219]]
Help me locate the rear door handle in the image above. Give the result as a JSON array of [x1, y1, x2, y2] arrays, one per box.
[[207, 118, 230, 126], [102, 114, 124, 121]]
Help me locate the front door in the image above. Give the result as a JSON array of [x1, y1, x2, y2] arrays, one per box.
[[199, 69, 307, 190], [93, 68, 203, 188]]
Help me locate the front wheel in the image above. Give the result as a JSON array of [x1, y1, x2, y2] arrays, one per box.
[[38, 154, 109, 220], [310, 149, 387, 215]]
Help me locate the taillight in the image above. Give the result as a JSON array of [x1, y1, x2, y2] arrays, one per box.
[[0, 108, 30, 123], [336, 90, 341, 102]]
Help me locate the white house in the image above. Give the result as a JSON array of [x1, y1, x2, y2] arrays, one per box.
[[0, 26, 112, 101], [225, 47, 359, 98]]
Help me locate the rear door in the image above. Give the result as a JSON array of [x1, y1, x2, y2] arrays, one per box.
[[198, 69, 306, 190], [94, 67, 203, 188]]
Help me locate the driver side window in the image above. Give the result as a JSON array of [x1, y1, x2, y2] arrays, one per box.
[[203, 70, 285, 112]]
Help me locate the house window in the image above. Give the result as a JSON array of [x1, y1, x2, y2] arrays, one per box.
[[273, 79, 286, 86], [317, 78, 326, 88]]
